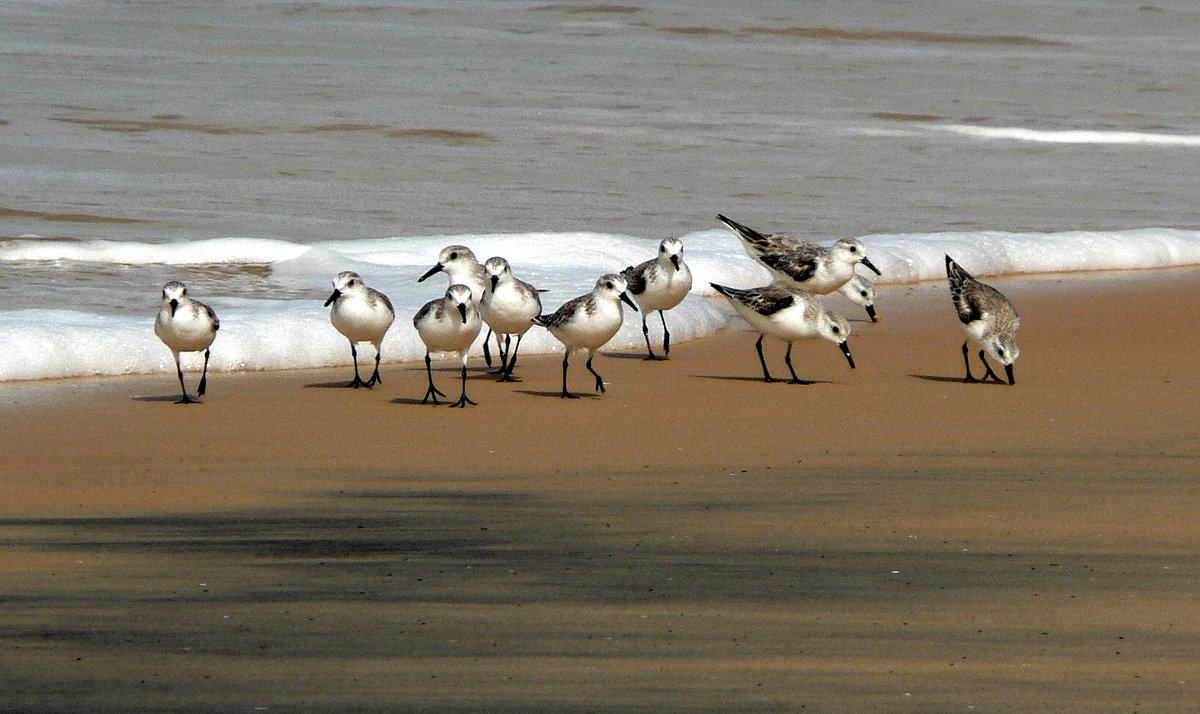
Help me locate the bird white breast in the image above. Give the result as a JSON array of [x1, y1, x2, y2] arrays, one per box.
[[155, 303, 216, 352], [481, 283, 540, 335], [548, 299, 624, 350], [331, 296, 393, 343], [636, 264, 692, 312], [418, 309, 481, 354]]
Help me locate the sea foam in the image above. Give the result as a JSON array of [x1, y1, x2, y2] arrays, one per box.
[[2, 227, 1199, 382]]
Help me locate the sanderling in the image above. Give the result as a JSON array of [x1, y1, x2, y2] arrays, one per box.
[[622, 237, 693, 360], [946, 255, 1020, 385], [324, 271, 395, 388], [414, 283, 483, 407], [716, 213, 881, 294], [480, 256, 543, 382], [417, 244, 497, 367], [154, 281, 220, 404], [710, 282, 855, 384], [533, 274, 638, 398], [839, 274, 879, 322]]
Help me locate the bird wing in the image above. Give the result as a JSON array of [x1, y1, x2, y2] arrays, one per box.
[[759, 249, 820, 283], [622, 260, 651, 295], [711, 283, 796, 316]]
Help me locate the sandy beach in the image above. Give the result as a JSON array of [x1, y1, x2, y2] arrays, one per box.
[[2, 268, 1199, 712]]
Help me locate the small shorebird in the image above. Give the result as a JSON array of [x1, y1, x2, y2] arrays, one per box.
[[154, 281, 220, 404], [480, 256, 542, 382], [533, 274, 638, 398], [414, 284, 483, 407], [710, 281, 855, 384], [716, 213, 881, 294], [324, 271, 395, 388], [839, 274, 879, 322], [417, 244, 497, 367], [622, 237, 693, 360], [946, 255, 1020, 385]]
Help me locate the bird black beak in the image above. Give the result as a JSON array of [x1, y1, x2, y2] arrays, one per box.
[[168, 298, 178, 317], [323, 289, 341, 307], [860, 256, 882, 276], [865, 304, 878, 322], [457, 302, 469, 324], [490, 274, 499, 292], [839, 341, 855, 369], [1005, 363, 1015, 385], [670, 254, 680, 270], [418, 264, 443, 282], [620, 291, 639, 312]]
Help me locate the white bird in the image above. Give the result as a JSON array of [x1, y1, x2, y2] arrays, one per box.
[[533, 274, 638, 398], [717, 213, 880, 294], [324, 271, 395, 388], [154, 281, 220, 404], [480, 256, 542, 382], [414, 284, 483, 407], [710, 281, 855, 384], [622, 237, 693, 360], [838, 274, 879, 323], [946, 255, 1020, 385], [417, 244, 498, 367]]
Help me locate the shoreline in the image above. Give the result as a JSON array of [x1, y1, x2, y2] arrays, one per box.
[[2, 267, 1199, 711]]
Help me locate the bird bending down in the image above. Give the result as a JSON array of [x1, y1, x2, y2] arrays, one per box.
[[414, 284, 483, 407], [716, 213, 881, 294], [710, 281, 855, 384], [622, 237, 693, 360], [946, 255, 1020, 385], [839, 274, 879, 322], [325, 271, 395, 388], [480, 256, 543, 382], [417, 244, 498, 367], [154, 281, 220, 404], [533, 274, 638, 398]]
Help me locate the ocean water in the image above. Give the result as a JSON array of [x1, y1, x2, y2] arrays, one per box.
[[2, 1, 1198, 382]]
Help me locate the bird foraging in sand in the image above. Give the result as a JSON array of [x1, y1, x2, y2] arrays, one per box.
[[946, 255, 1020, 385], [710, 281, 855, 384]]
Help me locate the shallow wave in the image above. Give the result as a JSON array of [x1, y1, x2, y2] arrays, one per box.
[[939, 124, 1200, 147], [2, 227, 1199, 382]]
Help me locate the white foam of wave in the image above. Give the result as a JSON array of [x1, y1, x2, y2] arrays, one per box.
[[3, 227, 1200, 382], [937, 124, 1200, 147]]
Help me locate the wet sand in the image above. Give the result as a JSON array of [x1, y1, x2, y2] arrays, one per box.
[[2, 269, 1199, 712]]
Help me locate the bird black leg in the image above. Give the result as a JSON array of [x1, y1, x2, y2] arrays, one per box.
[[497, 334, 523, 382], [421, 353, 446, 404], [489, 331, 508, 375], [784, 343, 813, 385], [756, 335, 777, 383], [641, 314, 662, 360], [978, 350, 1004, 384], [659, 310, 672, 358], [365, 347, 383, 387], [482, 327, 494, 367], [961, 342, 979, 383], [560, 353, 577, 398], [450, 359, 477, 408], [585, 353, 605, 393], [198, 348, 211, 396], [346, 344, 367, 388], [173, 354, 194, 404]]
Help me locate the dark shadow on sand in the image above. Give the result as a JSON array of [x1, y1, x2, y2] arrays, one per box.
[[911, 373, 1007, 385]]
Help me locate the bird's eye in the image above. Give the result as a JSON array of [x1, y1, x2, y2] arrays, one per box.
[[449, 252, 458, 260], [605, 282, 614, 290], [860, 290, 868, 297], [849, 246, 858, 253], [831, 326, 840, 334], [998, 348, 1006, 358]]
